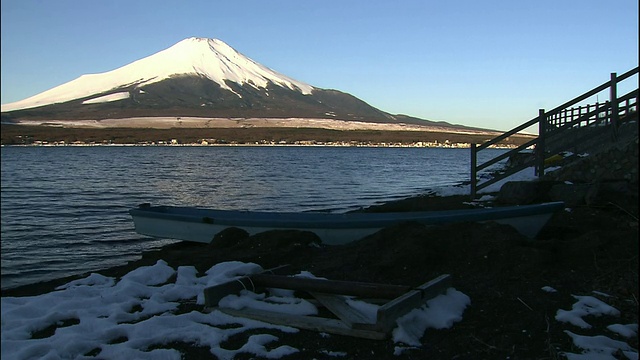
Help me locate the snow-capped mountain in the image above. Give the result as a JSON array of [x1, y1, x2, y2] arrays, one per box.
[[2, 37, 314, 112], [1, 37, 453, 128]]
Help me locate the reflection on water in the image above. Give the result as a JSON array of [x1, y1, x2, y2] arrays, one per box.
[[1, 146, 506, 289]]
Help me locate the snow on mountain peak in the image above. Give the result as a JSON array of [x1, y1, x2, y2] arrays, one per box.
[[152, 37, 314, 95], [1, 37, 314, 112]]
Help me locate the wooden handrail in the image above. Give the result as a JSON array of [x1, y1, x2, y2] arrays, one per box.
[[546, 67, 638, 115], [475, 161, 535, 193], [546, 102, 611, 135], [470, 67, 638, 198], [476, 116, 538, 151], [544, 91, 638, 148], [476, 138, 537, 172]]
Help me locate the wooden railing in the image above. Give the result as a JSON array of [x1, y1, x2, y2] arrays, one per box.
[[470, 67, 639, 198]]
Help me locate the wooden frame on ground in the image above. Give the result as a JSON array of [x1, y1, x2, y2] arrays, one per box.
[[204, 272, 452, 339]]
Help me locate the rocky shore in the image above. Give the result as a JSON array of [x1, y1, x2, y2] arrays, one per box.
[[2, 179, 637, 359]]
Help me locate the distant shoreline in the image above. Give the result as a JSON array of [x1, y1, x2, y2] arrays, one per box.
[[0, 141, 518, 149], [1, 116, 499, 132], [1, 121, 534, 147]]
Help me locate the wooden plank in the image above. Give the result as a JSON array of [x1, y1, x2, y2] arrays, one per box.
[[310, 292, 375, 329], [376, 274, 452, 333], [250, 274, 411, 299], [203, 265, 292, 307], [218, 307, 387, 340], [204, 278, 256, 308]]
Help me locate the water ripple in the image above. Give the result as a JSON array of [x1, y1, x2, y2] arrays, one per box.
[[1, 146, 507, 289]]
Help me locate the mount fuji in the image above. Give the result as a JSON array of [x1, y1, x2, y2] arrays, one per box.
[[1, 37, 462, 129]]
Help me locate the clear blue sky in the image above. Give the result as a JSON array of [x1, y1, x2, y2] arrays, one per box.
[[1, 0, 637, 131]]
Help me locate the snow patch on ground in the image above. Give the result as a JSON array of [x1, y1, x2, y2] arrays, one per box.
[[552, 293, 638, 359], [1, 260, 470, 359]]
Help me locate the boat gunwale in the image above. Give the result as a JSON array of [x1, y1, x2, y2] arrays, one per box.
[[129, 202, 565, 230]]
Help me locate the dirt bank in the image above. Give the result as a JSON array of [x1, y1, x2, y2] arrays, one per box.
[[3, 189, 637, 359]]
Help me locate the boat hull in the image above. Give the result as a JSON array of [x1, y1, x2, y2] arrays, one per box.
[[129, 202, 565, 245]]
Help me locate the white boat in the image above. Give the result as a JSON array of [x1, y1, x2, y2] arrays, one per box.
[[129, 202, 565, 245]]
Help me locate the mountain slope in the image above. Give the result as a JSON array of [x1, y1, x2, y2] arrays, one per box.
[[1, 38, 313, 112], [1, 37, 471, 130]]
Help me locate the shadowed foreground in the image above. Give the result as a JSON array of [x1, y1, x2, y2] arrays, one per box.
[[3, 188, 637, 359]]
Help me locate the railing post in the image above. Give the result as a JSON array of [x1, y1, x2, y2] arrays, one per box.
[[536, 109, 546, 178], [470, 143, 477, 198], [610, 72, 619, 140]]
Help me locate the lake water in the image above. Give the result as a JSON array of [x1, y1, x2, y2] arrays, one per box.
[[1, 146, 506, 290]]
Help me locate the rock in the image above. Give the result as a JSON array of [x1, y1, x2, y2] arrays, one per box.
[[236, 229, 322, 249], [548, 183, 598, 207], [543, 130, 638, 184], [496, 181, 557, 205], [506, 152, 535, 168], [598, 180, 634, 194], [210, 227, 250, 248]]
